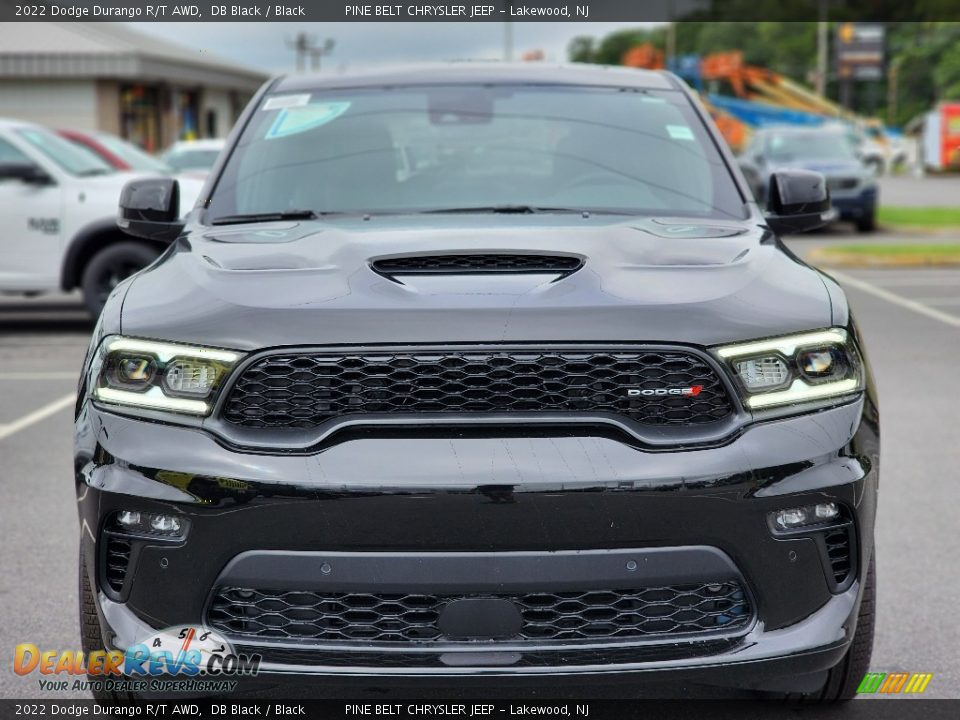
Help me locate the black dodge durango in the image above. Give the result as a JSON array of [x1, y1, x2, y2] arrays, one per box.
[[75, 64, 878, 700]]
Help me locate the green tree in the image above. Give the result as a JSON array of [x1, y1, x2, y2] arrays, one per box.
[[568, 21, 960, 127]]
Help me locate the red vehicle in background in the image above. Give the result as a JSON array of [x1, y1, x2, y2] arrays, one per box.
[[907, 102, 960, 172], [57, 129, 173, 174]]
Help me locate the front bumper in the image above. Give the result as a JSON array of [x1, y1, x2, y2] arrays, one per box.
[[831, 187, 878, 220], [75, 397, 878, 691]]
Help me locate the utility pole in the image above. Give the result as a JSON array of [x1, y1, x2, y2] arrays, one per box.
[[310, 38, 336, 72], [887, 58, 899, 126], [666, 21, 676, 70], [815, 0, 828, 96], [287, 33, 334, 73], [504, 22, 513, 61]]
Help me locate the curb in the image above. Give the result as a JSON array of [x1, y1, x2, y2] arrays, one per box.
[[878, 224, 960, 238]]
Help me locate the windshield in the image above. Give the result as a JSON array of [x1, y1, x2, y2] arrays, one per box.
[[96, 133, 172, 173], [207, 85, 746, 222], [164, 148, 221, 172], [17, 128, 113, 176], [766, 131, 857, 162]]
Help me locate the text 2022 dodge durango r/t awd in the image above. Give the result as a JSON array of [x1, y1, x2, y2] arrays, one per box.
[[75, 65, 878, 700]]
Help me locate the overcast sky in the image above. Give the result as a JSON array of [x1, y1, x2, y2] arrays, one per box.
[[130, 22, 657, 74]]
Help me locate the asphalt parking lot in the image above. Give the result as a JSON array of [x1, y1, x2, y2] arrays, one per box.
[[1, 228, 959, 701]]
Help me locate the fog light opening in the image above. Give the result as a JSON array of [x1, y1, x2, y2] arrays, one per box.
[[112, 510, 187, 539], [814, 502, 840, 521], [772, 502, 841, 531], [117, 510, 141, 528]]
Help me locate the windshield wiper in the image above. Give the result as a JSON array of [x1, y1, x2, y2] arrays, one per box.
[[210, 209, 321, 226], [418, 205, 634, 216], [77, 168, 112, 177], [419, 205, 589, 215]]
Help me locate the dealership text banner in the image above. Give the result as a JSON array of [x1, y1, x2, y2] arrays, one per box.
[[4, 0, 960, 22]]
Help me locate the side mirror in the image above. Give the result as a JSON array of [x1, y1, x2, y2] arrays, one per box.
[[764, 170, 831, 235], [0, 162, 53, 185], [118, 177, 183, 242]]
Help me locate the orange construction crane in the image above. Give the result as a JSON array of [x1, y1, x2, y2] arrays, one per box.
[[622, 43, 664, 70], [700, 51, 853, 120]]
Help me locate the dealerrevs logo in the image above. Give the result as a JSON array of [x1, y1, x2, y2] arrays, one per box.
[[14, 626, 260, 694], [627, 385, 703, 397]]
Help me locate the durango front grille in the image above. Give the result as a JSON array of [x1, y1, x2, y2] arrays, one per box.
[[372, 254, 582, 275], [221, 350, 735, 429], [208, 582, 752, 644]]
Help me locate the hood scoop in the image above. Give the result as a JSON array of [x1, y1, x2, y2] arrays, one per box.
[[372, 253, 583, 277]]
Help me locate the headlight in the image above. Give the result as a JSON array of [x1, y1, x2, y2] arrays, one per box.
[[713, 329, 863, 411], [92, 336, 243, 416]]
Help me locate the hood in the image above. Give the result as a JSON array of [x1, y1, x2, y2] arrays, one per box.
[[120, 215, 834, 350]]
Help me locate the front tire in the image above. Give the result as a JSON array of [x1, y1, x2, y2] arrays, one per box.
[[80, 242, 160, 316], [856, 211, 877, 233], [79, 550, 135, 701], [814, 554, 876, 700]]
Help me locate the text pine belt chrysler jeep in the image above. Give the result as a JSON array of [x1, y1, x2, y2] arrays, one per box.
[[75, 65, 879, 700]]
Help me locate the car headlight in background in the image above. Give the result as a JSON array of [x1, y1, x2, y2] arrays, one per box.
[[93, 337, 243, 416], [714, 329, 863, 411]]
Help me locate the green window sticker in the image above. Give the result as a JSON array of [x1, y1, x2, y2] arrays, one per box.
[[266, 103, 351, 139], [666, 124, 695, 141]]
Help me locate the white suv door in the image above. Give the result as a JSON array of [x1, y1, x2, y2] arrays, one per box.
[[0, 136, 63, 291]]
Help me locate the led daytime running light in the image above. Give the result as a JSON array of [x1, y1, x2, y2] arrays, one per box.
[[105, 337, 240, 364], [716, 329, 848, 359], [745, 378, 860, 409]]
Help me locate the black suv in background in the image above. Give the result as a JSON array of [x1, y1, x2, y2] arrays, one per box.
[[76, 64, 878, 700]]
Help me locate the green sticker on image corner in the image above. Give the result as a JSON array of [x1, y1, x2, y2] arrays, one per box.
[[266, 103, 351, 139], [667, 124, 695, 141]]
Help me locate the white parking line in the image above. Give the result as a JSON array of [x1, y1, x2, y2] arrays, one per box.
[[844, 277, 960, 288], [910, 297, 960, 306], [0, 393, 75, 442], [831, 270, 960, 328]]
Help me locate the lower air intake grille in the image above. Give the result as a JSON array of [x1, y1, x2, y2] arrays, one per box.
[[824, 527, 853, 584], [208, 582, 751, 644], [103, 537, 132, 593], [221, 349, 735, 429], [372, 254, 582, 274]]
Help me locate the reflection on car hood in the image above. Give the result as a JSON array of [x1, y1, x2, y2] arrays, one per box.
[[120, 215, 834, 350]]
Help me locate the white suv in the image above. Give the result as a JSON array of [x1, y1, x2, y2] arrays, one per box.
[[0, 118, 201, 314]]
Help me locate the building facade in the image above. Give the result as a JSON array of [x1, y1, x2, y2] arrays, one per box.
[[0, 23, 268, 151]]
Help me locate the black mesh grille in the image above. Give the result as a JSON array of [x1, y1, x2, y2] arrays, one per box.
[[372, 254, 582, 274], [826, 178, 859, 192], [221, 350, 735, 429], [104, 537, 132, 593], [824, 527, 853, 584], [208, 582, 751, 644]]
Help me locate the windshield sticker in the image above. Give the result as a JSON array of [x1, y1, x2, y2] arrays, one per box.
[[265, 103, 352, 139], [262, 94, 311, 111], [666, 125, 695, 141]]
